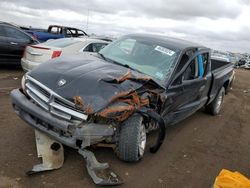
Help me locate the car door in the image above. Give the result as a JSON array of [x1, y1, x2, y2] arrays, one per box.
[[163, 49, 211, 125], [0, 25, 11, 62], [3, 25, 33, 62]]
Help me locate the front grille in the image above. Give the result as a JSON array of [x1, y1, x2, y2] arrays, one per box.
[[25, 75, 88, 123]]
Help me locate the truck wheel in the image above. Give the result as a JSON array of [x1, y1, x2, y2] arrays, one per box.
[[206, 87, 225, 115], [116, 114, 146, 162]]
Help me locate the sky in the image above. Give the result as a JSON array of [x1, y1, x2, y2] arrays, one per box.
[[0, 0, 249, 53]]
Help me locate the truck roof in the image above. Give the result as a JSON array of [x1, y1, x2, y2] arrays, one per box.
[[48, 25, 83, 30], [127, 33, 207, 51]]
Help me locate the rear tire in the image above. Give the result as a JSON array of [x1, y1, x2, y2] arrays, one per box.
[[116, 114, 146, 162], [206, 87, 225, 115]]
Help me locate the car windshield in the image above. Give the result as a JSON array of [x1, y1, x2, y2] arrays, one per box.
[[43, 38, 81, 48], [99, 36, 179, 82]]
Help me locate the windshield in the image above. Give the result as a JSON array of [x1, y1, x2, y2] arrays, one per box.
[[99, 36, 179, 82]]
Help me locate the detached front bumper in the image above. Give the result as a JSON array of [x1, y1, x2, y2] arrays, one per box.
[[10, 89, 115, 149]]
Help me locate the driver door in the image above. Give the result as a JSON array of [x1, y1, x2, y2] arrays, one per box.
[[163, 50, 211, 125]]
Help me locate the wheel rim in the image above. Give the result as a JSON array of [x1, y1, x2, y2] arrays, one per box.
[[138, 124, 146, 157], [215, 94, 223, 112]]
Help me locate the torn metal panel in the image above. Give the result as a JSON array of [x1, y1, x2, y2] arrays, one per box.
[[73, 95, 93, 114], [26, 130, 64, 175], [98, 104, 135, 122], [78, 149, 123, 185], [70, 70, 165, 123], [101, 70, 152, 84], [93, 71, 165, 121]]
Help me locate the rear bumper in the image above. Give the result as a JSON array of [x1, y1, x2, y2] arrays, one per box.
[[10, 89, 115, 149], [21, 58, 40, 72]]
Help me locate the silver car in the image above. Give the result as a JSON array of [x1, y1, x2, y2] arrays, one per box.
[[21, 38, 109, 71]]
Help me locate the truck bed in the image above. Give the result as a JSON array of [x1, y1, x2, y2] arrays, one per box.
[[208, 59, 234, 104], [211, 59, 232, 71]]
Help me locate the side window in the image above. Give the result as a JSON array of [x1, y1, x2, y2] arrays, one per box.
[[66, 29, 72, 37], [77, 30, 85, 36], [4, 26, 30, 40], [58, 27, 62, 34], [50, 27, 58, 34], [69, 29, 77, 37], [183, 53, 209, 80], [83, 44, 92, 52], [202, 53, 208, 75], [91, 43, 107, 52], [173, 51, 209, 85], [183, 57, 199, 80]]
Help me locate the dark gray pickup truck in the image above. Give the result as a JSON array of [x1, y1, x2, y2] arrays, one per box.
[[10, 34, 234, 185]]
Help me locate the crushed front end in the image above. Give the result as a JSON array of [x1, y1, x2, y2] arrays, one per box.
[[11, 75, 117, 149], [10, 70, 166, 185], [11, 75, 123, 185]]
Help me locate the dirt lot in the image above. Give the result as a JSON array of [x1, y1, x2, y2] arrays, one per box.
[[0, 68, 250, 188]]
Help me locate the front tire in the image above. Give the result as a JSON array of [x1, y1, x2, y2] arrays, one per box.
[[206, 87, 225, 115], [116, 114, 146, 162]]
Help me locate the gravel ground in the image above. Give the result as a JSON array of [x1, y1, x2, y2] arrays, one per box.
[[0, 67, 250, 188]]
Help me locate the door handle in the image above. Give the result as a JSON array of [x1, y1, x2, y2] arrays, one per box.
[[10, 42, 18, 45]]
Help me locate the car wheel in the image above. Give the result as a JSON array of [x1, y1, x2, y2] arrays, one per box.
[[116, 114, 146, 162], [206, 87, 225, 115]]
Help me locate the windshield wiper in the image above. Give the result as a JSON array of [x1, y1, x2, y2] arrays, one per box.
[[106, 58, 143, 74]]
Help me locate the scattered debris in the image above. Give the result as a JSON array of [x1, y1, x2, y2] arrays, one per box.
[[243, 90, 248, 93], [158, 178, 163, 183], [78, 149, 123, 185], [26, 130, 64, 175], [15, 177, 21, 181]]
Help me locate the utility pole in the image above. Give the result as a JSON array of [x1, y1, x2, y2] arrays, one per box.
[[86, 9, 89, 33]]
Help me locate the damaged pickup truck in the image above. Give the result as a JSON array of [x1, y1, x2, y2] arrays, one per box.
[[11, 34, 235, 185]]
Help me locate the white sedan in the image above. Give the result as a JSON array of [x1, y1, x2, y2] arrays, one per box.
[[21, 38, 109, 72]]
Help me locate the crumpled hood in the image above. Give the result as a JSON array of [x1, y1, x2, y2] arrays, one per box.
[[29, 54, 162, 113]]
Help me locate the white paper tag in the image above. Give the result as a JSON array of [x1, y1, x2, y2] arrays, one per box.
[[155, 46, 175, 56]]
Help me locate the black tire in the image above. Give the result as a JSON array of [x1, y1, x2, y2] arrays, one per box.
[[116, 114, 146, 162], [206, 87, 225, 115]]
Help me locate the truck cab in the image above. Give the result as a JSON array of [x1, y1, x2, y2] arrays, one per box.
[[24, 25, 88, 42]]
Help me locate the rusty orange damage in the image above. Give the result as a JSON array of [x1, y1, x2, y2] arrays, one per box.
[[74, 96, 84, 108], [73, 71, 164, 122], [98, 90, 151, 121], [96, 71, 166, 121], [98, 105, 136, 122], [116, 70, 133, 83], [73, 96, 93, 114]]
